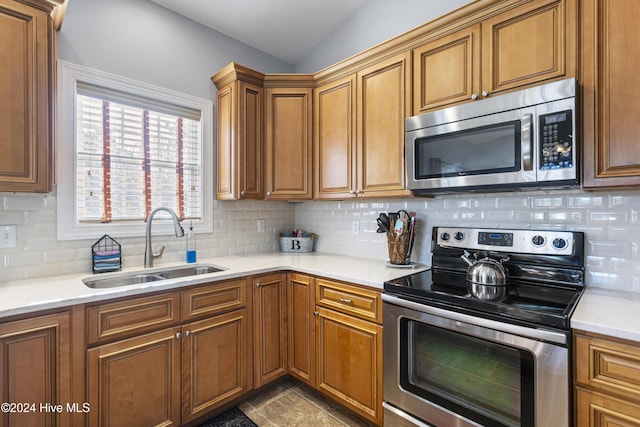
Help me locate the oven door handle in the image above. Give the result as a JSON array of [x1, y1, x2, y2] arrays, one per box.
[[382, 293, 567, 345]]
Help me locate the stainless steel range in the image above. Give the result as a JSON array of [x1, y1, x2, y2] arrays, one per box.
[[383, 226, 585, 427]]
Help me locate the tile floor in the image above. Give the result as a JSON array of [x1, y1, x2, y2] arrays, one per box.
[[237, 377, 373, 427]]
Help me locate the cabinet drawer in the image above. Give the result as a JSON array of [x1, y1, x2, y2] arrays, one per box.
[[86, 292, 181, 345], [182, 279, 247, 320], [316, 278, 382, 323], [575, 332, 640, 403], [576, 387, 640, 426]]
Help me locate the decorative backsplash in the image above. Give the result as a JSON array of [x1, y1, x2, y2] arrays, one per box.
[[294, 189, 640, 293], [2, 189, 640, 293]]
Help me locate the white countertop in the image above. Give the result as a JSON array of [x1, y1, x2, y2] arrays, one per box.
[[0, 253, 427, 318], [571, 286, 640, 343]]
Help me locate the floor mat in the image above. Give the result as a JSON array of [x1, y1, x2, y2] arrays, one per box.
[[198, 407, 258, 427]]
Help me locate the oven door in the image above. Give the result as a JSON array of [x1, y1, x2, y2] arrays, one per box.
[[406, 107, 536, 193], [383, 294, 570, 427]]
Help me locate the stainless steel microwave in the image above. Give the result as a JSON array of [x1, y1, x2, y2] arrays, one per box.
[[405, 78, 578, 194]]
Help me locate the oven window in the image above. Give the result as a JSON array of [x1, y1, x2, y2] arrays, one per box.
[[415, 120, 521, 179], [400, 320, 534, 427]]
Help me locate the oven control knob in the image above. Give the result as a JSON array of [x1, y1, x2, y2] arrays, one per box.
[[552, 238, 568, 250], [454, 232, 465, 241], [440, 232, 450, 242], [531, 235, 546, 246]]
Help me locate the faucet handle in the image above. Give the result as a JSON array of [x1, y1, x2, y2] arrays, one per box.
[[153, 245, 166, 259]]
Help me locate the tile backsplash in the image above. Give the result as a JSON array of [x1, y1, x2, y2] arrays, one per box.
[[2, 189, 640, 293], [294, 189, 640, 293], [0, 195, 293, 282]]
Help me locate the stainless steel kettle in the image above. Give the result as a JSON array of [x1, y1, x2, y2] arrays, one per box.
[[461, 250, 509, 300]]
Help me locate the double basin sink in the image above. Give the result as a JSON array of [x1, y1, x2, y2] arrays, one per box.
[[82, 264, 225, 289]]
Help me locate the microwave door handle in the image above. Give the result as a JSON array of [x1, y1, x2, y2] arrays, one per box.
[[522, 114, 533, 171]]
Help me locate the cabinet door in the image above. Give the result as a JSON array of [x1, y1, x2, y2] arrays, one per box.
[[0, 312, 72, 427], [576, 387, 640, 426], [581, 0, 640, 188], [413, 24, 481, 114], [182, 309, 251, 423], [215, 81, 264, 200], [87, 327, 182, 427], [314, 75, 357, 199], [315, 306, 383, 426], [253, 273, 287, 387], [356, 53, 411, 198], [287, 273, 315, 387], [481, 0, 576, 97], [265, 87, 313, 200], [0, 0, 54, 193]]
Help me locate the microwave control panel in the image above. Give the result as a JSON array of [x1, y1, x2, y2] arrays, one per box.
[[539, 110, 573, 170]]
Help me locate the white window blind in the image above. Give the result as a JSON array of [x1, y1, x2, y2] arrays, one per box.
[[75, 84, 202, 223]]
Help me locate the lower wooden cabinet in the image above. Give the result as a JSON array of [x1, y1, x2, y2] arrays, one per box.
[[0, 311, 74, 427], [315, 306, 383, 426], [86, 280, 252, 427], [287, 273, 316, 387], [87, 327, 182, 427], [181, 309, 251, 423], [574, 331, 640, 425], [252, 273, 288, 388]]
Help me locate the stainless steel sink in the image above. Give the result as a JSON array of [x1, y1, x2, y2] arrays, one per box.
[[156, 265, 223, 279], [82, 264, 225, 289]]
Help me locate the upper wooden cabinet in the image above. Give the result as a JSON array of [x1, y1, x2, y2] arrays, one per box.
[[0, 0, 64, 193], [413, 0, 576, 113], [581, 0, 640, 188], [413, 24, 481, 113], [315, 53, 411, 199], [211, 64, 265, 200], [314, 75, 356, 199], [265, 86, 314, 200]]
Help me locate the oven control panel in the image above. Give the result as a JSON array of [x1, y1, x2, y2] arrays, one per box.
[[437, 227, 575, 255]]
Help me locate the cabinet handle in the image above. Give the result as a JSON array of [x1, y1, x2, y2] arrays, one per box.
[[471, 93, 478, 100], [176, 332, 182, 339], [482, 90, 489, 97], [338, 297, 353, 303], [240, 190, 246, 196], [185, 331, 191, 337]]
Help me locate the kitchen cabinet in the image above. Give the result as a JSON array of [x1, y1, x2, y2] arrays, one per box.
[[581, 0, 640, 188], [315, 52, 411, 199], [287, 273, 315, 387], [314, 75, 356, 199], [413, 0, 576, 113], [0, 311, 73, 427], [314, 278, 383, 426], [265, 87, 313, 200], [252, 273, 287, 387], [211, 63, 264, 200], [0, 0, 64, 193], [86, 279, 251, 426], [574, 331, 640, 425]]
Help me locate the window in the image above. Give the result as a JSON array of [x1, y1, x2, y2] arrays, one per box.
[[57, 61, 213, 240]]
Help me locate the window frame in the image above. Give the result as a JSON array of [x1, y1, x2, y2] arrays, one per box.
[[56, 60, 213, 240]]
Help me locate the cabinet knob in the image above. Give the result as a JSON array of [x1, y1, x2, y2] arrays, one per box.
[[349, 190, 355, 195], [185, 331, 191, 337], [240, 190, 246, 196], [482, 90, 489, 97], [255, 282, 260, 287], [313, 311, 319, 317], [176, 332, 182, 339], [355, 189, 362, 195], [471, 93, 478, 100], [266, 191, 272, 196]]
